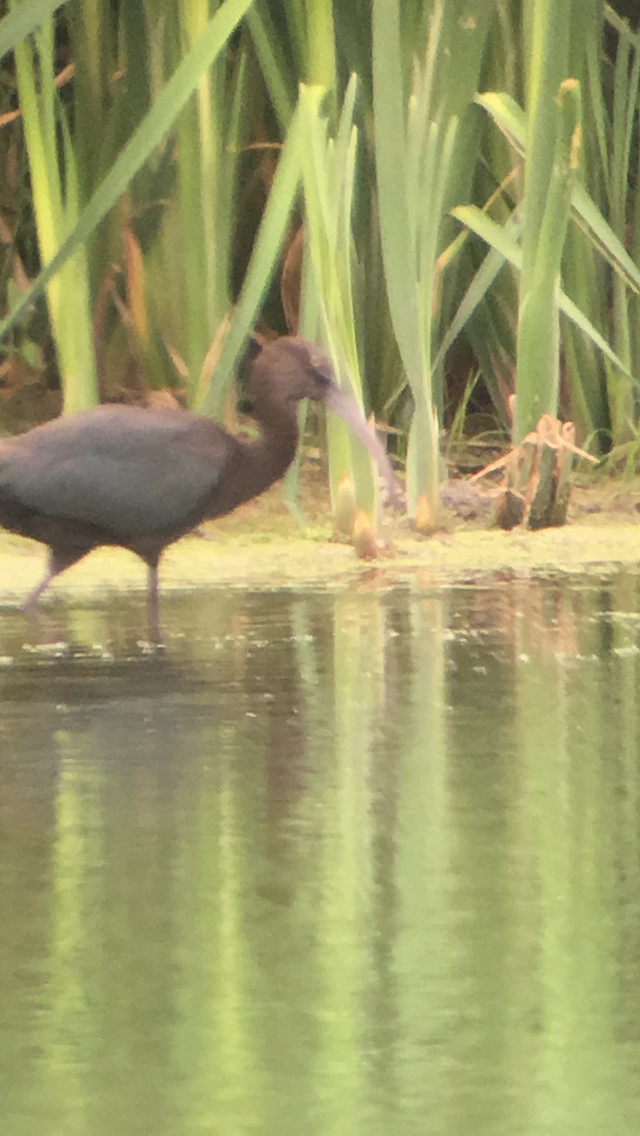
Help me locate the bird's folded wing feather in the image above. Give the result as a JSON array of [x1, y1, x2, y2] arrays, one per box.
[[0, 408, 237, 535]]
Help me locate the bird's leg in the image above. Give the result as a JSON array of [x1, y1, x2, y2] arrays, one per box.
[[146, 561, 162, 645], [20, 549, 77, 611], [20, 568, 55, 610]]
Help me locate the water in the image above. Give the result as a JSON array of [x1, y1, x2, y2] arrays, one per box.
[[1, 573, 640, 1136]]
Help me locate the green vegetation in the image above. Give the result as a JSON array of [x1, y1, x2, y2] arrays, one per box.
[[1, 1, 639, 528]]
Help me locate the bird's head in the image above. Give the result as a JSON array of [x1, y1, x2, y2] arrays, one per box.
[[245, 334, 403, 507], [247, 336, 338, 408]]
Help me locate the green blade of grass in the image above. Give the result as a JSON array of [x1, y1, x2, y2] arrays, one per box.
[[196, 101, 305, 417], [0, 0, 68, 60], [372, 0, 422, 386], [477, 90, 640, 292], [0, 0, 255, 345], [452, 203, 630, 376]]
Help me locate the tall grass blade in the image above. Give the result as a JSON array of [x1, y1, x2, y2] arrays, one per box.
[[197, 103, 305, 417], [477, 91, 640, 292], [298, 80, 382, 530], [12, 14, 97, 410], [451, 204, 629, 375], [0, 0, 68, 60], [0, 0, 255, 347]]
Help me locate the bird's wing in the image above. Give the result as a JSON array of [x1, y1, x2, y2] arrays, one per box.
[[0, 407, 237, 535]]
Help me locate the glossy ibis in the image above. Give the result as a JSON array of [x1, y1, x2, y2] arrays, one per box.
[[0, 336, 400, 641]]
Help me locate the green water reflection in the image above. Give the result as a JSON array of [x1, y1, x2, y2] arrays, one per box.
[[1, 573, 640, 1135]]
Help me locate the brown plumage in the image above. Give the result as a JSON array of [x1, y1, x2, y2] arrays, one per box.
[[0, 336, 400, 641]]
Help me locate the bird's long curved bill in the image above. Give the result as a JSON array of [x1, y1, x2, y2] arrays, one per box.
[[324, 385, 404, 507]]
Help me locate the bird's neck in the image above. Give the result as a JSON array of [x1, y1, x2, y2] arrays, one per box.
[[246, 410, 300, 491], [207, 404, 300, 518]]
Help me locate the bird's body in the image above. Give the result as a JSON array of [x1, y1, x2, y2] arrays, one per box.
[[0, 337, 399, 641]]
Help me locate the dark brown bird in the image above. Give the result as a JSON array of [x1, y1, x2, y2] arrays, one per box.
[[0, 336, 400, 642]]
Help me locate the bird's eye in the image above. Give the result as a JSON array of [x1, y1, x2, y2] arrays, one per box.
[[309, 366, 332, 389]]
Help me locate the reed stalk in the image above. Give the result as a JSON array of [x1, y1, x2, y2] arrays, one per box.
[[11, 10, 97, 411]]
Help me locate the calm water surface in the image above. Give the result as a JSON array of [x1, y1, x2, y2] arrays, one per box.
[[1, 572, 640, 1136]]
